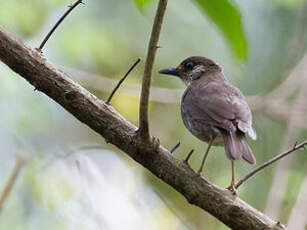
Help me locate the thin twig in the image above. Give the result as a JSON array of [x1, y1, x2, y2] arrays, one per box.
[[235, 140, 307, 189], [0, 152, 26, 211], [64, 67, 301, 124], [170, 141, 180, 154], [106, 58, 141, 104], [184, 149, 194, 164], [37, 0, 84, 50], [138, 0, 168, 140]]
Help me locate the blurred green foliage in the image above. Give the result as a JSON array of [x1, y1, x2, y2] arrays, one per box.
[[273, 0, 306, 7], [56, 21, 135, 75], [193, 0, 248, 60], [133, 0, 154, 13], [0, 0, 66, 36], [134, 0, 248, 60]]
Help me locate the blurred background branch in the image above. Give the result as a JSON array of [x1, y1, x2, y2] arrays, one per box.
[[0, 152, 26, 212], [265, 54, 307, 218], [64, 61, 307, 129], [287, 176, 307, 230]]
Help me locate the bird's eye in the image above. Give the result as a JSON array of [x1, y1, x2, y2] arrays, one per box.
[[184, 61, 194, 69]]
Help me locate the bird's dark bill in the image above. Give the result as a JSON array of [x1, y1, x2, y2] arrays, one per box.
[[158, 68, 180, 77]]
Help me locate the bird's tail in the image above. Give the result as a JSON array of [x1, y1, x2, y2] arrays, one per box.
[[221, 130, 256, 165]]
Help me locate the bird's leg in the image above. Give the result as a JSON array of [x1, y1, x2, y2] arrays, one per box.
[[197, 138, 215, 176], [227, 160, 237, 195]]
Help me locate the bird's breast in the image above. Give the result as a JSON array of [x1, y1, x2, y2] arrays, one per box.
[[181, 99, 223, 145]]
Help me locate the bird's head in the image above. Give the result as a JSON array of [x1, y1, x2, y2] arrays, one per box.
[[159, 56, 222, 85]]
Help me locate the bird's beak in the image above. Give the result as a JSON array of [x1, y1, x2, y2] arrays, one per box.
[[158, 68, 180, 77]]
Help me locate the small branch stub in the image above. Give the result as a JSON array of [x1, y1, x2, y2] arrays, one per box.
[[184, 149, 194, 164], [170, 141, 180, 154], [106, 58, 141, 104]]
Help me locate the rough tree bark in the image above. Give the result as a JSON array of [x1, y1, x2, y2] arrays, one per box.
[[0, 26, 288, 230]]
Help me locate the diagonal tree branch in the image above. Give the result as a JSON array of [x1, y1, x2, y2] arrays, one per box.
[[0, 27, 287, 230], [138, 0, 168, 140]]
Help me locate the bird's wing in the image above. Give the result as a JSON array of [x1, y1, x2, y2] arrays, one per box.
[[185, 81, 256, 139]]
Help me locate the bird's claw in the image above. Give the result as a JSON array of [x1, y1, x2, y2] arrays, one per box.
[[151, 136, 160, 150], [196, 169, 203, 177], [226, 184, 238, 196]]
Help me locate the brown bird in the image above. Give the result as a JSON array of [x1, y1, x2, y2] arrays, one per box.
[[159, 56, 257, 191]]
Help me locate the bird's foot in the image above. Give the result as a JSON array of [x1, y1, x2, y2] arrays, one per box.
[[151, 136, 160, 150], [196, 168, 203, 177], [226, 183, 237, 195]]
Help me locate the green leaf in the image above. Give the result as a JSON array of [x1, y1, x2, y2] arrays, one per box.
[[193, 0, 248, 60], [133, 0, 153, 13]]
